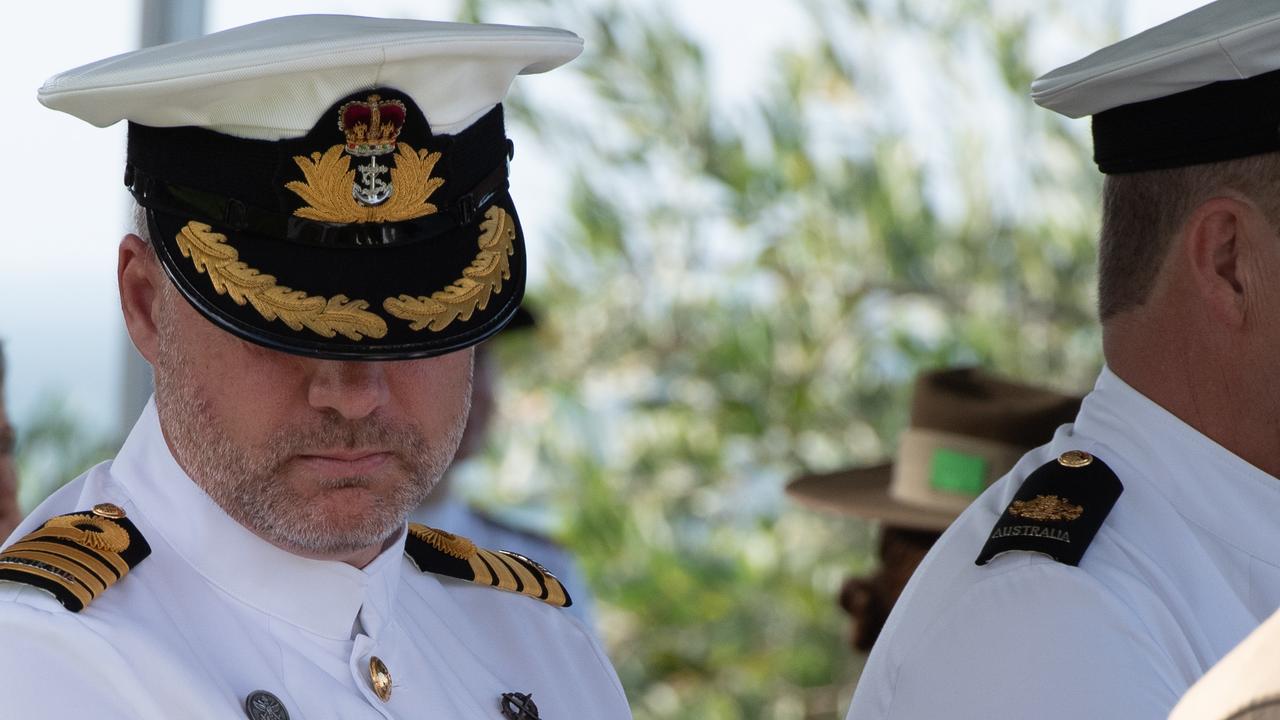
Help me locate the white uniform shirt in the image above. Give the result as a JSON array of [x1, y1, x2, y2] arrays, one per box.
[[411, 495, 597, 630], [0, 401, 631, 719], [846, 367, 1280, 720]]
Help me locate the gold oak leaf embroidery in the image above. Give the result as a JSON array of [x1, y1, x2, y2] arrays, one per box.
[[285, 142, 445, 223], [175, 221, 388, 341], [383, 206, 516, 332], [409, 524, 478, 561], [44, 515, 131, 553]]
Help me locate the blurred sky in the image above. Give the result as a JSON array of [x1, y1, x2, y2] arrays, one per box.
[[0, 0, 1204, 438]]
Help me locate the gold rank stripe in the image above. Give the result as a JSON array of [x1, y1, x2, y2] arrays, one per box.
[[466, 549, 497, 586], [500, 551, 569, 608], [497, 551, 542, 597], [477, 548, 520, 590], [463, 548, 570, 607], [0, 558, 95, 609], [27, 527, 133, 575], [11, 529, 131, 576], [0, 510, 151, 613], [0, 547, 107, 595], [408, 525, 571, 608], [8, 540, 120, 586], [493, 550, 541, 595]]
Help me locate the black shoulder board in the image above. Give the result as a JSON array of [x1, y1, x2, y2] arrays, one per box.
[[404, 523, 572, 608], [0, 504, 151, 612], [976, 451, 1122, 567]]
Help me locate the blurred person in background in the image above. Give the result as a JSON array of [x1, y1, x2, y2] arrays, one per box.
[[0, 342, 20, 541], [411, 306, 597, 629], [847, 3, 1280, 718], [0, 15, 631, 719], [786, 367, 1080, 653]]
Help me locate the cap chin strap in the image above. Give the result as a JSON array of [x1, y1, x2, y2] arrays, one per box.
[[889, 428, 1030, 514], [125, 161, 509, 248]]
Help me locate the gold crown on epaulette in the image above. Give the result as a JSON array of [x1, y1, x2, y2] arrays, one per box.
[[1009, 494, 1084, 522]]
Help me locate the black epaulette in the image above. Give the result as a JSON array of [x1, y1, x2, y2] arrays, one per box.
[[0, 504, 151, 612], [404, 523, 572, 608], [976, 450, 1122, 567]]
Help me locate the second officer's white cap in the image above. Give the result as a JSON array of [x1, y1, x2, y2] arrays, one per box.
[[1030, 1, 1280, 173]]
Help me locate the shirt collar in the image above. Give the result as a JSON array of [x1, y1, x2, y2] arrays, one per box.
[[1074, 366, 1280, 567], [110, 399, 406, 640]]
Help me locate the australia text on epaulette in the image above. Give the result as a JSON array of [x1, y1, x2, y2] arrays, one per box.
[[989, 525, 1070, 543]]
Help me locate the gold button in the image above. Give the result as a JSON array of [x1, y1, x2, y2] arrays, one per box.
[[1057, 450, 1093, 468], [369, 656, 392, 702], [91, 503, 126, 519]]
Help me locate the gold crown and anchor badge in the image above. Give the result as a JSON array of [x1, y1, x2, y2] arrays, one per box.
[[339, 94, 408, 206], [286, 93, 446, 224]]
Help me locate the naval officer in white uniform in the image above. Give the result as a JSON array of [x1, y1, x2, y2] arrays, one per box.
[[0, 15, 631, 720], [847, 2, 1280, 718]]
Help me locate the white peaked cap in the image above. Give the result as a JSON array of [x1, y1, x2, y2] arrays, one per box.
[[38, 14, 583, 139], [34, 15, 582, 361], [1032, 0, 1280, 119]]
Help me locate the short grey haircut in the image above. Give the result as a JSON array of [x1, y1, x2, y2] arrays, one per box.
[[1098, 152, 1280, 321]]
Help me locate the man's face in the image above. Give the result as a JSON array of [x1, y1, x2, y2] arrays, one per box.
[[151, 283, 472, 559]]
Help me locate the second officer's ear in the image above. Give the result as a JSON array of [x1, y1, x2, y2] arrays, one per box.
[[1179, 195, 1265, 331]]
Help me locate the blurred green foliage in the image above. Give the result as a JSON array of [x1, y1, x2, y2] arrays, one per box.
[[463, 0, 1113, 718], [16, 395, 119, 512]]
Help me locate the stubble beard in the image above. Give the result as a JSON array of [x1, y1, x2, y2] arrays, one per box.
[[151, 305, 467, 559]]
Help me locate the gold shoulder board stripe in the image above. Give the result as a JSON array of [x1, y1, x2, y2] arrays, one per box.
[[500, 550, 569, 608], [404, 523, 573, 608], [0, 511, 151, 612]]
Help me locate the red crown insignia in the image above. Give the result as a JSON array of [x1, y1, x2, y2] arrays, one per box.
[[338, 94, 407, 157]]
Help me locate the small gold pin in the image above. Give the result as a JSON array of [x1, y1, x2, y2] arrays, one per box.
[[369, 656, 392, 702], [1057, 450, 1093, 468], [91, 503, 127, 519]]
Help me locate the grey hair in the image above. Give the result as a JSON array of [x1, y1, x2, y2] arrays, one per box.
[[133, 201, 156, 252], [1098, 152, 1280, 321]]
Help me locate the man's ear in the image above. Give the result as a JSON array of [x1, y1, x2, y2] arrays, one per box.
[[1182, 196, 1251, 328], [118, 234, 165, 364]]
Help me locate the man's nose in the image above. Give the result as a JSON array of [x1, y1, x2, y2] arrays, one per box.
[[306, 360, 390, 420]]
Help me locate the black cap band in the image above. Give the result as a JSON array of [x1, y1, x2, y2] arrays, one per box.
[[127, 161, 510, 248], [1092, 67, 1280, 174]]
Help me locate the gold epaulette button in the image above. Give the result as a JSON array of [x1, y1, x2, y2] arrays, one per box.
[[91, 503, 126, 519], [1057, 450, 1093, 468]]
